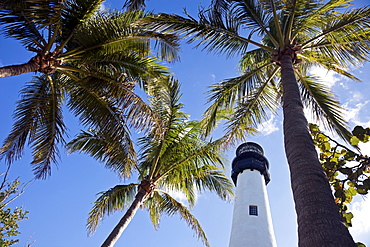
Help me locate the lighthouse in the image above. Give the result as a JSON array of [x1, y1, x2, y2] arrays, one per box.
[[229, 142, 277, 247]]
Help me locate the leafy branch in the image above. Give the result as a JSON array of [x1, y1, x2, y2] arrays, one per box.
[[309, 124, 370, 232], [0, 167, 30, 247]]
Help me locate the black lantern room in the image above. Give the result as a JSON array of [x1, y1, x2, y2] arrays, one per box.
[[231, 142, 270, 185]]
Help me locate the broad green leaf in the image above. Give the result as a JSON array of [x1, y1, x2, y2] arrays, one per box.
[[309, 123, 319, 133], [342, 212, 353, 226], [330, 158, 338, 164], [362, 179, 370, 189], [347, 181, 355, 187], [352, 126, 365, 140], [339, 168, 352, 176], [347, 187, 357, 196], [356, 242, 366, 247], [344, 151, 356, 161], [350, 136, 360, 146], [356, 185, 368, 195], [320, 142, 331, 152]]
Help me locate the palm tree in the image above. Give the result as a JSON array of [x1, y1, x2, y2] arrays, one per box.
[[0, 0, 179, 179], [140, 0, 370, 246], [67, 76, 234, 247], [0, 1, 178, 78]]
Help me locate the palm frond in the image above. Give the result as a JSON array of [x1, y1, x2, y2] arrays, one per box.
[[69, 66, 156, 131], [138, 76, 189, 178], [76, 54, 169, 85], [238, 48, 273, 72], [237, 0, 273, 31], [289, 0, 339, 40], [0, 74, 66, 179], [66, 128, 137, 178], [68, 11, 150, 56], [156, 136, 232, 205], [64, 71, 156, 138], [87, 184, 137, 234], [61, 0, 104, 43], [158, 148, 234, 203], [297, 71, 352, 142], [300, 49, 362, 81], [201, 63, 278, 137], [66, 10, 180, 63], [147, 76, 187, 129], [221, 80, 280, 147], [148, 191, 210, 247], [269, 0, 285, 47], [0, 0, 51, 46], [123, 0, 146, 11], [301, 5, 370, 50], [191, 166, 234, 201], [141, 9, 274, 58], [145, 191, 162, 229], [302, 30, 370, 74]]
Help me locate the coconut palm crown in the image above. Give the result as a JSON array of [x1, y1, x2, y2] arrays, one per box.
[[142, 0, 369, 144], [0, 0, 180, 179], [139, 0, 370, 246], [67, 76, 234, 247]]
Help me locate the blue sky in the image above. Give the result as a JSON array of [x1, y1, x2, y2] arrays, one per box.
[[0, 0, 369, 246]]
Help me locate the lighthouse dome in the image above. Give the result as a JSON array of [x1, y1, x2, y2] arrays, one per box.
[[231, 142, 270, 185]]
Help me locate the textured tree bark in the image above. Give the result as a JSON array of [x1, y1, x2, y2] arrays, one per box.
[[0, 58, 40, 78], [101, 189, 148, 247], [280, 54, 355, 247]]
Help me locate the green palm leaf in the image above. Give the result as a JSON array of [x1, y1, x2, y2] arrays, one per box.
[[65, 10, 180, 63], [74, 76, 234, 245], [0, 75, 66, 179], [297, 72, 352, 142], [141, 11, 273, 58], [123, 0, 146, 11], [66, 129, 137, 177], [0, 0, 48, 46], [61, 0, 104, 37], [1, 4, 180, 179], [87, 184, 138, 234], [202, 64, 280, 139], [191, 166, 234, 201], [146, 191, 210, 247], [140, 1, 370, 245], [143, 0, 369, 144]]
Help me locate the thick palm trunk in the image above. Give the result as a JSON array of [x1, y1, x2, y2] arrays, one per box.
[[280, 54, 355, 247], [101, 189, 148, 247], [0, 58, 40, 78]]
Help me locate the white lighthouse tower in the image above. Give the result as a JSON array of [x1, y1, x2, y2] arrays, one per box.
[[229, 142, 277, 247]]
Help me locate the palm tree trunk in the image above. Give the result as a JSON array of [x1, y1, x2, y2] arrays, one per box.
[[0, 58, 40, 78], [101, 188, 148, 247], [280, 54, 355, 247]]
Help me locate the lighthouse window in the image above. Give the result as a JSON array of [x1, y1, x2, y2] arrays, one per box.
[[249, 205, 258, 216]]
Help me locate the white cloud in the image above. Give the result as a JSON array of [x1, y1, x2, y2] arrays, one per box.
[[100, 2, 106, 11], [359, 141, 370, 155], [304, 107, 317, 124], [303, 107, 331, 132], [256, 114, 279, 136], [167, 189, 196, 207], [210, 74, 216, 82], [309, 66, 341, 88], [349, 197, 370, 244], [343, 100, 370, 126], [339, 81, 350, 89], [348, 143, 370, 244], [344, 91, 364, 105]]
